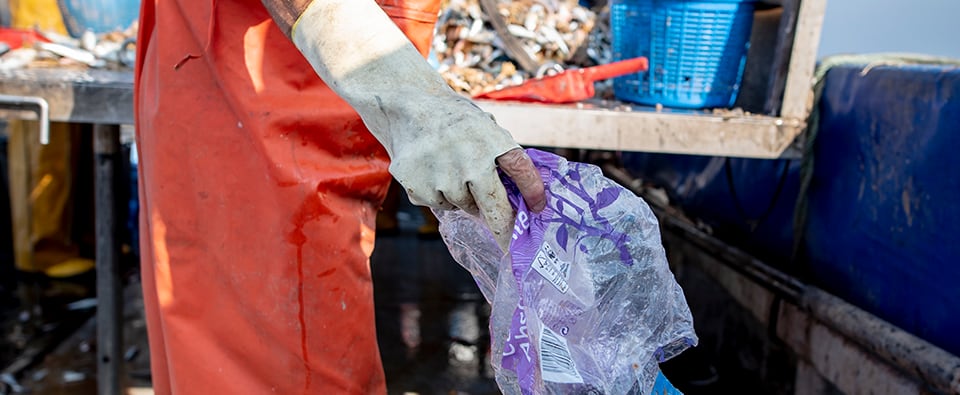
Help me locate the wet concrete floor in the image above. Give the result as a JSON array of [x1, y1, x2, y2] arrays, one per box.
[[372, 205, 497, 395], [0, 200, 736, 395], [0, 202, 499, 395], [0, 269, 150, 394]]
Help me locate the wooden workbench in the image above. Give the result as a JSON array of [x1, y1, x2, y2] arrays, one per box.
[[0, 67, 809, 159]]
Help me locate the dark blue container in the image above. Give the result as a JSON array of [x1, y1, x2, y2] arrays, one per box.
[[800, 64, 960, 357], [611, 0, 757, 108], [621, 64, 960, 357], [57, 0, 141, 37]]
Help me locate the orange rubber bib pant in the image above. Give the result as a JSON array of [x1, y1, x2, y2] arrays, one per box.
[[134, 0, 440, 393]]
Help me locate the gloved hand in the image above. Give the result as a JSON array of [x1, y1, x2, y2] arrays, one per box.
[[287, 0, 546, 250]]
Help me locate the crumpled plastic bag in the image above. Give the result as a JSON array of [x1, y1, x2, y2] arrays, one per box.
[[435, 149, 697, 395]]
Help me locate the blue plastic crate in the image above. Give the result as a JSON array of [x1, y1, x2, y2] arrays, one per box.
[[611, 0, 757, 109]]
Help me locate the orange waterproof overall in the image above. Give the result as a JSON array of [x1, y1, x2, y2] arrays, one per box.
[[134, 0, 440, 393]]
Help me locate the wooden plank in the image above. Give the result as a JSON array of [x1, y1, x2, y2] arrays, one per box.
[[778, 0, 827, 120], [480, 100, 805, 159], [0, 68, 810, 158], [764, 0, 800, 115]]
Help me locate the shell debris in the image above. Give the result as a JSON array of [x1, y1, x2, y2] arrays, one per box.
[[434, 0, 612, 97], [0, 23, 138, 71]]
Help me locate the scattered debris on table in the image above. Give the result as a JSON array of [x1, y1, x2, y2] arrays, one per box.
[[0, 1, 617, 99], [433, 0, 611, 97], [0, 24, 137, 71]]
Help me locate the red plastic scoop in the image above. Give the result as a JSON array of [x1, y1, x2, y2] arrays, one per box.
[[0, 28, 51, 50], [474, 57, 648, 104]]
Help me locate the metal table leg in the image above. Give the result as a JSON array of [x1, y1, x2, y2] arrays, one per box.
[[94, 124, 121, 395]]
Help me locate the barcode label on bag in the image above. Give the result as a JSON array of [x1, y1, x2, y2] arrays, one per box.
[[531, 243, 570, 293], [539, 324, 583, 383]]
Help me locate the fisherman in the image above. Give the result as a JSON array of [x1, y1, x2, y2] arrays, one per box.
[[134, 0, 546, 392]]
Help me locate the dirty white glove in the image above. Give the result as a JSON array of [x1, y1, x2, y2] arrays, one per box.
[[291, 0, 545, 250]]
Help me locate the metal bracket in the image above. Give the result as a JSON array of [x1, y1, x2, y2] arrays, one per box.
[[0, 94, 50, 145]]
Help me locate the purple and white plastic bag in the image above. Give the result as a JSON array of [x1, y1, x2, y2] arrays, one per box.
[[436, 149, 697, 395]]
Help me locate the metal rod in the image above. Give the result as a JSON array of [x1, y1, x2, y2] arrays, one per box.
[[0, 94, 50, 144], [94, 124, 122, 395], [763, 0, 800, 115], [602, 164, 806, 302], [804, 288, 960, 395], [658, 212, 806, 303]]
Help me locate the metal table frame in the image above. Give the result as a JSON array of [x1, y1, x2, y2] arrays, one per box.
[[0, 68, 131, 395]]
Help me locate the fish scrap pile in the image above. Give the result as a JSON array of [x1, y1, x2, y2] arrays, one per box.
[[0, 24, 138, 71], [433, 0, 612, 96]]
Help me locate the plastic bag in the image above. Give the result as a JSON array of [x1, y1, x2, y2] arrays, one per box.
[[436, 149, 697, 395]]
